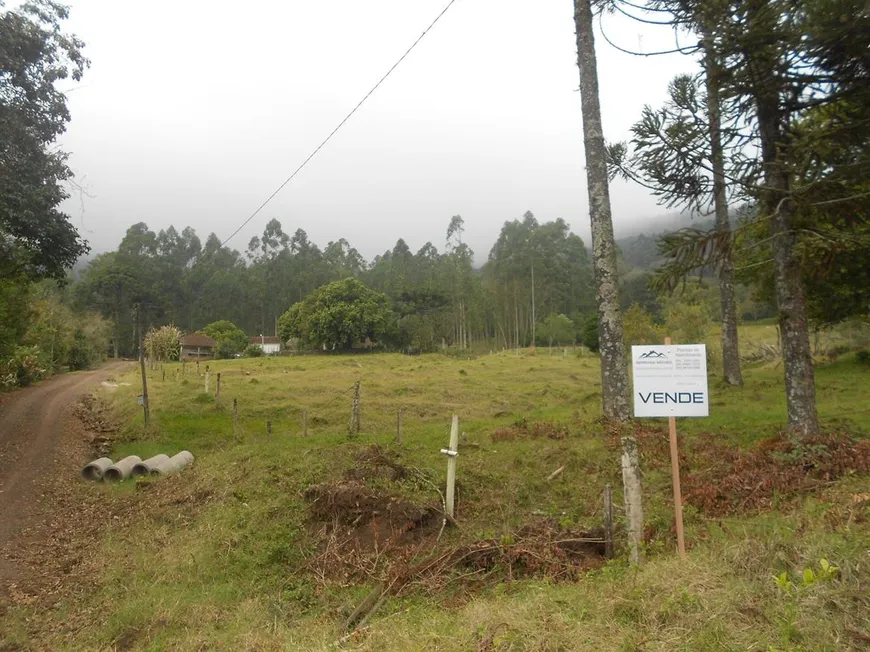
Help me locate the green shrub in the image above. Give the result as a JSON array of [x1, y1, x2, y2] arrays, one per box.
[[66, 329, 94, 370], [245, 344, 264, 358], [856, 349, 870, 365], [1, 346, 45, 389], [623, 304, 661, 351], [201, 320, 248, 359]]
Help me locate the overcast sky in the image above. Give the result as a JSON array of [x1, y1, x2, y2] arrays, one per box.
[[58, 0, 697, 263]]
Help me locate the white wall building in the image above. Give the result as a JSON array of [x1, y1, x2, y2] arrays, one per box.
[[249, 335, 282, 355]]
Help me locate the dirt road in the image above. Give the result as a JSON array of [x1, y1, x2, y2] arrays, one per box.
[[0, 362, 131, 606]]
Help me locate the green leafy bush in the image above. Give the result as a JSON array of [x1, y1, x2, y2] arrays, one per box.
[[201, 320, 248, 359], [623, 303, 662, 351], [1, 346, 45, 389], [536, 313, 575, 347], [245, 344, 264, 358]]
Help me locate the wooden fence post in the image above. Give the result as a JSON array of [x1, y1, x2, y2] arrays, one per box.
[[604, 483, 614, 559], [162, 368, 165, 382], [350, 380, 361, 435], [205, 370, 210, 394], [396, 408, 403, 444], [196, 359, 200, 376], [232, 398, 239, 440], [267, 420, 272, 441], [215, 372, 222, 408]]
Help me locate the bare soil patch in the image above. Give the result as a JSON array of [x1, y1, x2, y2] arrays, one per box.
[[0, 363, 130, 613]]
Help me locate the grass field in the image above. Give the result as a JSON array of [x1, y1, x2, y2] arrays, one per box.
[[2, 326, 869, 651]]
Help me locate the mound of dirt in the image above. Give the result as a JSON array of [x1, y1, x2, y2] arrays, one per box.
[[452, 521, 605, 579], [682, 433, 870, 516], [606, 424, 870, 516], [305, 480, 432, 528], [304, 480, 441, 584], [72, 393, 119, 457], [343, 445, 410, 482]]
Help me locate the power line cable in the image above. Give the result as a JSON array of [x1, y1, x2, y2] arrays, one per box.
[[219, 0, 461, 249]]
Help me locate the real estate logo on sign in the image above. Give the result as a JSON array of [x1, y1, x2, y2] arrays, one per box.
[[631, 344, 709, 418]]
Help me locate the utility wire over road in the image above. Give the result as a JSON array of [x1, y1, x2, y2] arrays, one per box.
[[219, 0, 462, 250]]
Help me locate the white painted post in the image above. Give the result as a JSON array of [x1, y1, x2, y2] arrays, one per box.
[[205, 370, 211, 394], [441, 415, 460, 519]]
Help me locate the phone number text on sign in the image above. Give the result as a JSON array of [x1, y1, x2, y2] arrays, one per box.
[[631, 344, 709, 418]]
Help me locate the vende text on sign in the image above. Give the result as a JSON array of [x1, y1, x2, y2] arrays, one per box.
[[631, 344, 709, 418]]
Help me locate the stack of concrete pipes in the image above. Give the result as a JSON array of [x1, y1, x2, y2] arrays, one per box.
[[81, 451, 194, 482]]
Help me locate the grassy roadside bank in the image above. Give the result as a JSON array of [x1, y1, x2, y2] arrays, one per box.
[[2, 344, 868, 651]]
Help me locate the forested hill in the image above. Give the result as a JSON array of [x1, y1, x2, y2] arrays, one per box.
[[71, 212, 599, 357], [615, 214, 715, 271], [67, 210, 734, 358]]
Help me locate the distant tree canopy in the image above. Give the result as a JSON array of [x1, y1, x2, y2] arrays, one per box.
[[0, 1, 89, 279], [536, 313, 575, 347], [72, 213, 602, 356], [201, 320, 247, 359], [65, 209, 864, 360], [279, 279, 390, 351]]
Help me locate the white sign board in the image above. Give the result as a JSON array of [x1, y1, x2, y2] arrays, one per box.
[[631, 344, 709, 417]]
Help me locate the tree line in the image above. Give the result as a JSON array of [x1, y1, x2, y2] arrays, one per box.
[[70, 213, 600, 356]]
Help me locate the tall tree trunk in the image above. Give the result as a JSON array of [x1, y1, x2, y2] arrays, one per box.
[[703, 34, 743, 387], [574, 0, 643, 564], [514, 284, 520, 349], [530, 260, 536, 348], [756, 98, 819, 436]]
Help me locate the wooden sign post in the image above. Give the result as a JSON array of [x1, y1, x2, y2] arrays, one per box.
[[664, 337, 686, 556], [632, 339, 709, 557]]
